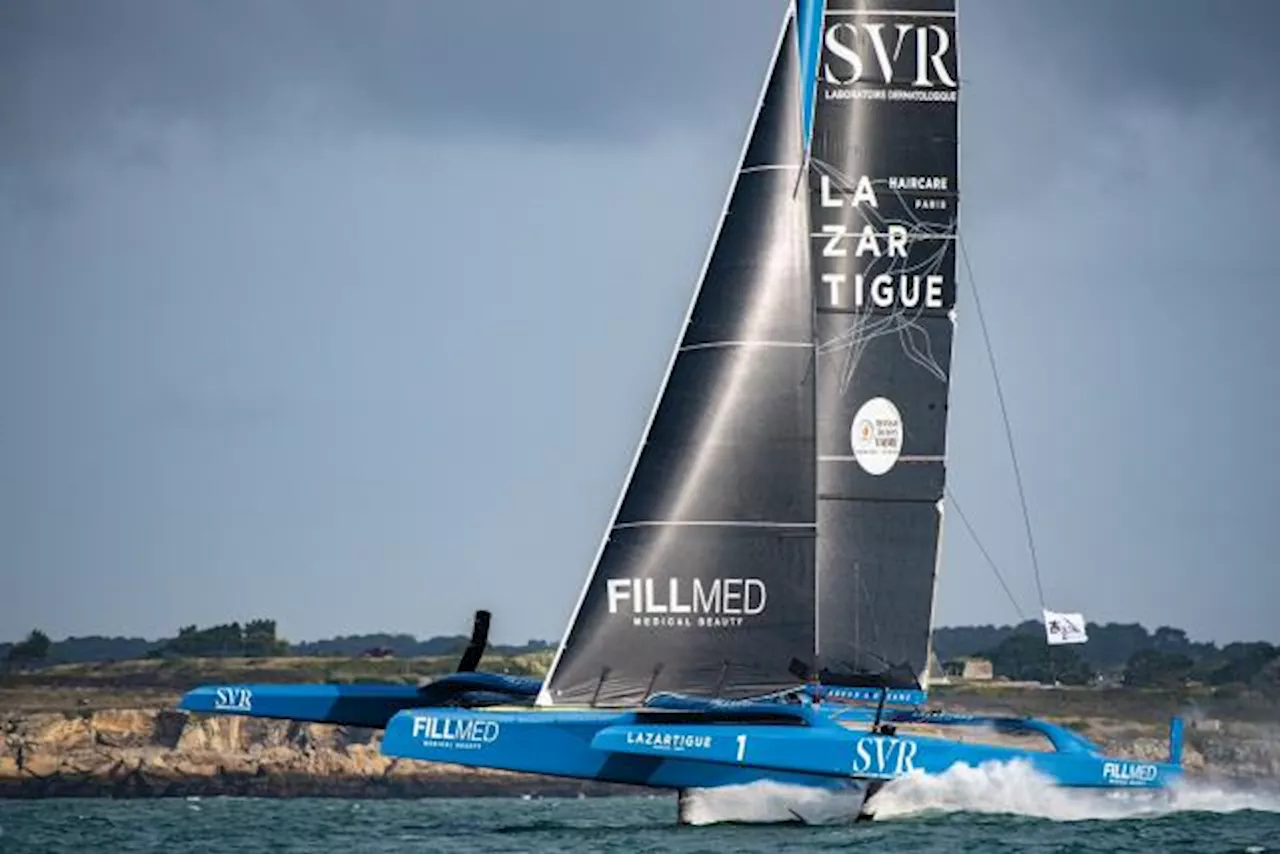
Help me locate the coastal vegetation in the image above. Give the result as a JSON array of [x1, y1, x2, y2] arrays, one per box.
[[3, 620, 1278, 698], [0, 621, 551, 667], [933, 621, 1280, 695]]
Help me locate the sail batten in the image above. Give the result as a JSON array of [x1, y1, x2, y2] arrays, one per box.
[[612, 521, 817, 530], [678, 340, 811, 353]]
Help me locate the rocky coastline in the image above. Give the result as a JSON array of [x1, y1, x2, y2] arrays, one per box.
[[0, 707, 642, 799]]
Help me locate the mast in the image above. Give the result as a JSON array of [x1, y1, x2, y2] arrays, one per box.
[[538, 4, 817, 708], [810, 0, 960, 687]]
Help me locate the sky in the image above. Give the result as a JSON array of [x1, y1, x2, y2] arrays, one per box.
[[2, 0, 1278, 647]]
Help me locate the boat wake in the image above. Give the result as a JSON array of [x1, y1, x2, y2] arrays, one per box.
[[682, 763, 1280, 825], [869, 760, 1280, 822]]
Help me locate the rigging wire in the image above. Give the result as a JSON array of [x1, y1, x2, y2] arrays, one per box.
[[944, 487, 1027, 622], [956, 231, 1049, 616]]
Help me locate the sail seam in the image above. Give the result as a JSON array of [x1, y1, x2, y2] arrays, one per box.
[[815, 306, 950, 317], [825, 9, 956, 17], [817, 494, 937, 504], [679, 340, 811, 352], [613, 521, 816, 530], [740, 164, 803, 174], [818, 454, 944, 462], [809, 232, 956, 239]]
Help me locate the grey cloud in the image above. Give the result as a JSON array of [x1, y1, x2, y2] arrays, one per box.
[[0, 1, 778, 174], [7, 0, 1279, 154], [971, 0, 1280, 134], [7, 0, 1279, 209]]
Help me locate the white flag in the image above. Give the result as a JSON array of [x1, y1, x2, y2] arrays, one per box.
[[1043, 609, 1088, 645]]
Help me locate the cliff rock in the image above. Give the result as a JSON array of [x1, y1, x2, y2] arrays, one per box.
[[0, 708, 638, 798]]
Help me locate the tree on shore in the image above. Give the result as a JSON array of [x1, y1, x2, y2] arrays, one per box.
[[981, 633, 1095, 685], [935, 621, 1220, 672], [4, 629, 52, 668], [150, 620, 288, 658], [1123, 649, 1194, 688]]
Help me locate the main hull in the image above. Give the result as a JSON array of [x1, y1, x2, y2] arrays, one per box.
[[377, 704, 1183, 794], [380, 706, 866, 793]]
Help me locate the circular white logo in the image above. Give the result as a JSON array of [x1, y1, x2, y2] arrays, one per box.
[[850, 397, 903, 476]]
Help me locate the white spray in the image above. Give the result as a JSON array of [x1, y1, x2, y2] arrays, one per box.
[[870, 760, 1280, 821], [681, 761, 1280, 825]]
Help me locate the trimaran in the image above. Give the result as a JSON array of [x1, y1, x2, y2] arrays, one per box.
[[182, 0, 1184, 822]]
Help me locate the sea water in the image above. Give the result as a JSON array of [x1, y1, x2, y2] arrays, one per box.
[[1, 762, 1277, 853]]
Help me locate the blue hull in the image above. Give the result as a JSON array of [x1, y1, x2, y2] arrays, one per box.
[[180, 674, 1183, 803], [377, 705, 1181, 792], [180, 672, 542, 728], [383, 707, 864, 793]]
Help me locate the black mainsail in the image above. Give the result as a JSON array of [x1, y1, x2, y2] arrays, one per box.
[[539, 9, 816, 707], [538, 0, 960, 707], [811, 0, 959, 687]]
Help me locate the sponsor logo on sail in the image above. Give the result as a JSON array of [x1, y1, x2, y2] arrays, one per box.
[[816, 174, 949, 310], [889, 175, 950, 212], [605, 577, 767, 628], [850, 397, 903, 476], [213, 687, 253, 712], [411, 715, 501, 751], [625, 730, 713, 752], [1102, 761, 1158, 784], [850, 735, 919, 777], [822, 21, 958, 102]]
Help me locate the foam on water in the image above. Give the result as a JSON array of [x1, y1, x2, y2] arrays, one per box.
[[683, 762, 1280, 825], [679, 780, 868, 826], [871, 760, 1280, 822]]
